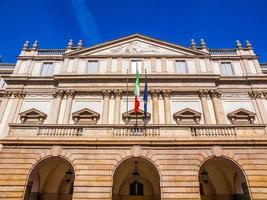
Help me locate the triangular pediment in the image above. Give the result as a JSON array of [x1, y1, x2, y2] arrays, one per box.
[[174, 108, 201, 117], [228, 108, 255, 117], [227, 108, 255, 124], [122, 109, 151, 125], [20, 108, 47, 118], [20, 108, 47, 124], [66, 34, 207, 57], [72, 108, 100, 118], [72, 108, 100, 125]]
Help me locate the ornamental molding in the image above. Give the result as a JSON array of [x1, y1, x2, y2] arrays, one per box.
[[248, 91, 263, 99], [150, 89, 161, 98], [19, 108, 47, 124], [227, 108, 255, 124]]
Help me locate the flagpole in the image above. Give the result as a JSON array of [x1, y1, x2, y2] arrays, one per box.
[[144, 69, 147, 135], [126, 68, 129, 125]]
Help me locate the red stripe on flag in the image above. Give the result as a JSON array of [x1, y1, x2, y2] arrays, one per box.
[[134, 96, 140, 113]]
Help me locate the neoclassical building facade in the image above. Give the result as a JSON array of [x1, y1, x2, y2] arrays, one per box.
[[0, 34, 267, 200]]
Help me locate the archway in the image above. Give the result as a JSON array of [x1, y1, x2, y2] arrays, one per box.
[[199, 157, 251, 200], [23, 157, 75, 200], [112, 157, 161, 200]]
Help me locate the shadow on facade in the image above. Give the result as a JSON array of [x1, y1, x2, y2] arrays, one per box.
[[199, 157, 251, 200], [23, 157, 75, 200], [112, 157, 161, 200]]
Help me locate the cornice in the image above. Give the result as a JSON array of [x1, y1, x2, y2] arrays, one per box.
[[2, 137, 267, 146]]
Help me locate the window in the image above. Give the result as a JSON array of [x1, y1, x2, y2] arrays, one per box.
[[175, 60, 187, 73], [221, 62, 234, 76], [0, 78, 5, 89], [86, 60, 98, 73], [131, 60, 142, 74], [40, 63, 54, 76]]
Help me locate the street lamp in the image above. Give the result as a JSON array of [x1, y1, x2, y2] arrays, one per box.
[[201, 169, 209, 184]]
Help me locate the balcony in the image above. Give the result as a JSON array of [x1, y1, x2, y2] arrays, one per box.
[[7, 124, 267, 140]]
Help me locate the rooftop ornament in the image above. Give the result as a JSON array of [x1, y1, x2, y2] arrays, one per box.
[[246, 40, 252, 49], [200, 39, 207, 49], [67, 39, 74, 49], [236, 40, 242, 49], [77, 39, 84, 49], [32, 40, 39, 50], [191, 39, 196, 49], [22, 41, 30, 50]]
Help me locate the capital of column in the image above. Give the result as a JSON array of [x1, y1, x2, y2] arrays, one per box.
[[13, 91, 26, 98], [3, 91, 13, 98], [248, 91, 263, 99], [161, 89, 171, 98], [150, 89, 161, 98], [102, 89, 112, 98], [198, 89, 209, 98], [113, 89, 123, 98], [52, 90, 65, 98], [209, 89, 222, 98], [66, 90, 75, 97]]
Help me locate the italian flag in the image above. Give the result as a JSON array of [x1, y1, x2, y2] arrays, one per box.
[[134, 69, 140, 113]]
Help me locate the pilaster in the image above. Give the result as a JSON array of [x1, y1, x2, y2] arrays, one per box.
[[198, 89, 211, 124], [63, 90, 75, 124], [102, 89, 112, 124], [151, 89, 160, 124], [113, 89, 123, 124], [162, 89, 172, 124], [209, 89, 226, 124]]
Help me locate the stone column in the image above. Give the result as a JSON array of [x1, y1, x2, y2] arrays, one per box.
[[63, 90, 75, 124], [151, 89, 160, 124], [102, 89, 112, 124], [50, 90, 64, 124], [161, 58, 167, 73], [113, 89, 123, 124], [162, 89, 171, 124], [151, 58, 156, 73], [210, 89, 226, 124], [198, 89, 211, 124], [249, 91, 267, 124], [0, 91, 13, 122]]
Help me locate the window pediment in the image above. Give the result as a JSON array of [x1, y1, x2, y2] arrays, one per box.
[[72, 108, 100, 125], [20, 108, 47, 124], [173, 108, 201, 125], [122, 109, 151, 125], [227, 108, 255, 124]]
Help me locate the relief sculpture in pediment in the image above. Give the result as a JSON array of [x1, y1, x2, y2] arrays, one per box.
[[110, 41, 160, 54]]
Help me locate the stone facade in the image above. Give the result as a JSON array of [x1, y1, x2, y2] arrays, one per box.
[[0, 34, 267, 200]]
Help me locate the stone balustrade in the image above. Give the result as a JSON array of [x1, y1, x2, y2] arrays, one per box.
[[37, 126, 82, 137], [112, 126, 160, 137], [190, 126, 236, 137], [7, 124, 267, 139]]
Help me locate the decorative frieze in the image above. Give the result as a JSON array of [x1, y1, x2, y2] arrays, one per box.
[[102, 89, 112, 98], [198, 89, 209, 98], [209, 89, 222, 98], [66, 89, 75, 97], [52, 90, 65, 98], [248, 91, 263, 99], [3, 91, 13, 98], [113, 89, 123, 98]]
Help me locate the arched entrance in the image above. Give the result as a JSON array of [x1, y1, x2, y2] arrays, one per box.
[[112, 157, 161, 200], [23, 157, 75, 200], [199, 157, 251, 200]]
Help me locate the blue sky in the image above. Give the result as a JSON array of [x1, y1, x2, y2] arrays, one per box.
[[0, 0, 267, 62]]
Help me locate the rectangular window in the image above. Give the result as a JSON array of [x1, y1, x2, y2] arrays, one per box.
[[40, 63, 54, 76], [131, 60, 142, 74], [221, 62, 234, 76], [0, 78, 5, 89], [175, 60, 187, 73], [86, 60, 98, 73]]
